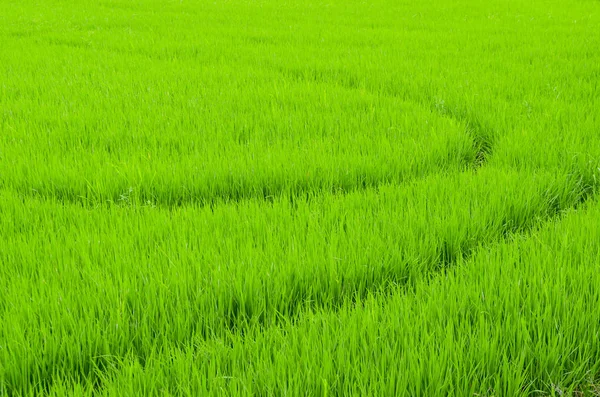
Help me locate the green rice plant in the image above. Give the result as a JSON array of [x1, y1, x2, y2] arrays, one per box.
[[94, 193, 600, 397], [0, 84, 476, 205], [1, 0, 599, 395], [0, 166, 589, 394], [0, 4, 480, 206]]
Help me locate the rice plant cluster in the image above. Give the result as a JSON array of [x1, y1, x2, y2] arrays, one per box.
[[1, 0, 600, 395]]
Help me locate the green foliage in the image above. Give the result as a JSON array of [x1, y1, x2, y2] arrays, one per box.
[[1, 0, 599, 395]]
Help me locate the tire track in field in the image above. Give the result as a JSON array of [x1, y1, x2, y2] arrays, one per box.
[[216, 176, 594, 331], [5, 62, 482, 209], [8, 161, 465, 210], [5, 65, 489, 209], [5, 65, 488, 209], [277, 65, 495, 168], [8, 136, 477, 210], [7, 125, 481, 210]]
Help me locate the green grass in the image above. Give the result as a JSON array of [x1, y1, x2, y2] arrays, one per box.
[[1, 0, 600, 395], [94, 196, 600, 397], [1, 87, 476, 205], [0, 168, 588, 393]]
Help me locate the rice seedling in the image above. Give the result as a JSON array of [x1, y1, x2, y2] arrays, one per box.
[[1, 0, 599, 394]]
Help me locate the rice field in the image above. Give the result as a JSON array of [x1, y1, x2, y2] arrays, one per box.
[[1, 0, 600, 395]]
